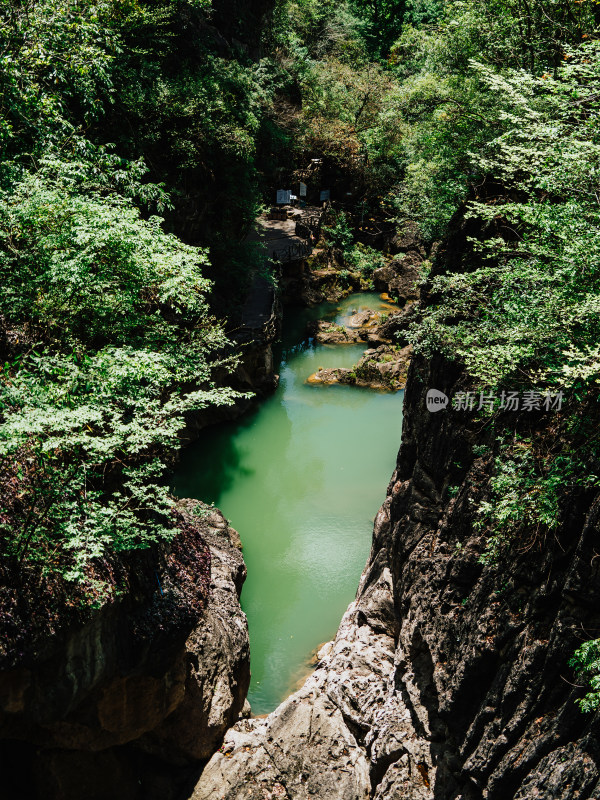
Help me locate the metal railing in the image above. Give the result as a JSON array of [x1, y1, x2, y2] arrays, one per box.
[[271, 239, 312, 263], [302, 214, 322, 231]]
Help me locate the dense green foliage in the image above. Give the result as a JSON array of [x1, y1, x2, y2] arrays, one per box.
[[0, 162, 240, 585], [407, 50, 600, 386], [0, 0, 419, 595], [2, 0, 600, 709], [571, 639, 600, 713], [0, 155, 241, 589], [0, 1, 248, 595]]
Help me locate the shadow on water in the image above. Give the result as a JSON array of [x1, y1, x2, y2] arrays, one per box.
[[175, 415, 258, 502]]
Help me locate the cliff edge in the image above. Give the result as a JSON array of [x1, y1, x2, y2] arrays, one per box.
[[0, 502, 249, 800]]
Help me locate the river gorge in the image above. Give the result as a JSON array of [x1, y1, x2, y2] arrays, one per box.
[[174, 293, 404, 714], [2, 1, 600, 797]]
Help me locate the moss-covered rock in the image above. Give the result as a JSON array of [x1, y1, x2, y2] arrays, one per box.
[[307, 345, 411, 392]]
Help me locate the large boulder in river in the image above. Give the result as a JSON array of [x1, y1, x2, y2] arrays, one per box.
[[307, 311, 391, 346], [307, 345, 411, 391], [372, 251, 422, 304], [346, 309, 380, 328]]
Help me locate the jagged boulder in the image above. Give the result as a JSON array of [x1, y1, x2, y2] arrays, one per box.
[[307, 345, 411, 391], [307, 311, 390, 346], [372, 252, 422, 304]]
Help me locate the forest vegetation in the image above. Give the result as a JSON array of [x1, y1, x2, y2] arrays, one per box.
[[1, 0, 600, 702]]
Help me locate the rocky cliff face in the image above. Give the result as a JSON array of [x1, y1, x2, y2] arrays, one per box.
[[192, 239, 600, 799], [0, 502, 249, 800]]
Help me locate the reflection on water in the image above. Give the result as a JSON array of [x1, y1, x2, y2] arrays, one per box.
[[173, 293, 403, 714]]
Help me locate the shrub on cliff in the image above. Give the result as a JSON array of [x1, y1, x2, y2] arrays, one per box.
[[0, 0, 267, 595], [0, 154, 243, 593], [407, 44, 600, 391], [571, 639, 600, 714]]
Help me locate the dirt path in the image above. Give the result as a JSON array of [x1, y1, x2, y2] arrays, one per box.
[[239, 208, 322, 329]]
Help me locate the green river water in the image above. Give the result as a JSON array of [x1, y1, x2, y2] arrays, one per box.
[[173, 293, 404, 714]]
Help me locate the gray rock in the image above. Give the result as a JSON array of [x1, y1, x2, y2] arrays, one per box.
[[0, 500, 250, 798], [372, 253, 421, 302], [140, 500, 250, 764]]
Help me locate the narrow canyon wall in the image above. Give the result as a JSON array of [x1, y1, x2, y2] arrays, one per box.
[[0, 503, 250, 800], [192, 230, 600, 800]]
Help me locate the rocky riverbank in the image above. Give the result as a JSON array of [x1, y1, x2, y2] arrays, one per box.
[[299, 228, 423, 393], [307, 306, 393, 345]]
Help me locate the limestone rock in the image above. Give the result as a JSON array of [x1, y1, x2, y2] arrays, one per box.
[[307, 311, 390, 346], [353, 344, 411, 390], [372, 252, 421, 304], [193, 689, 371, 800], [307, 345, 411, 391]]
